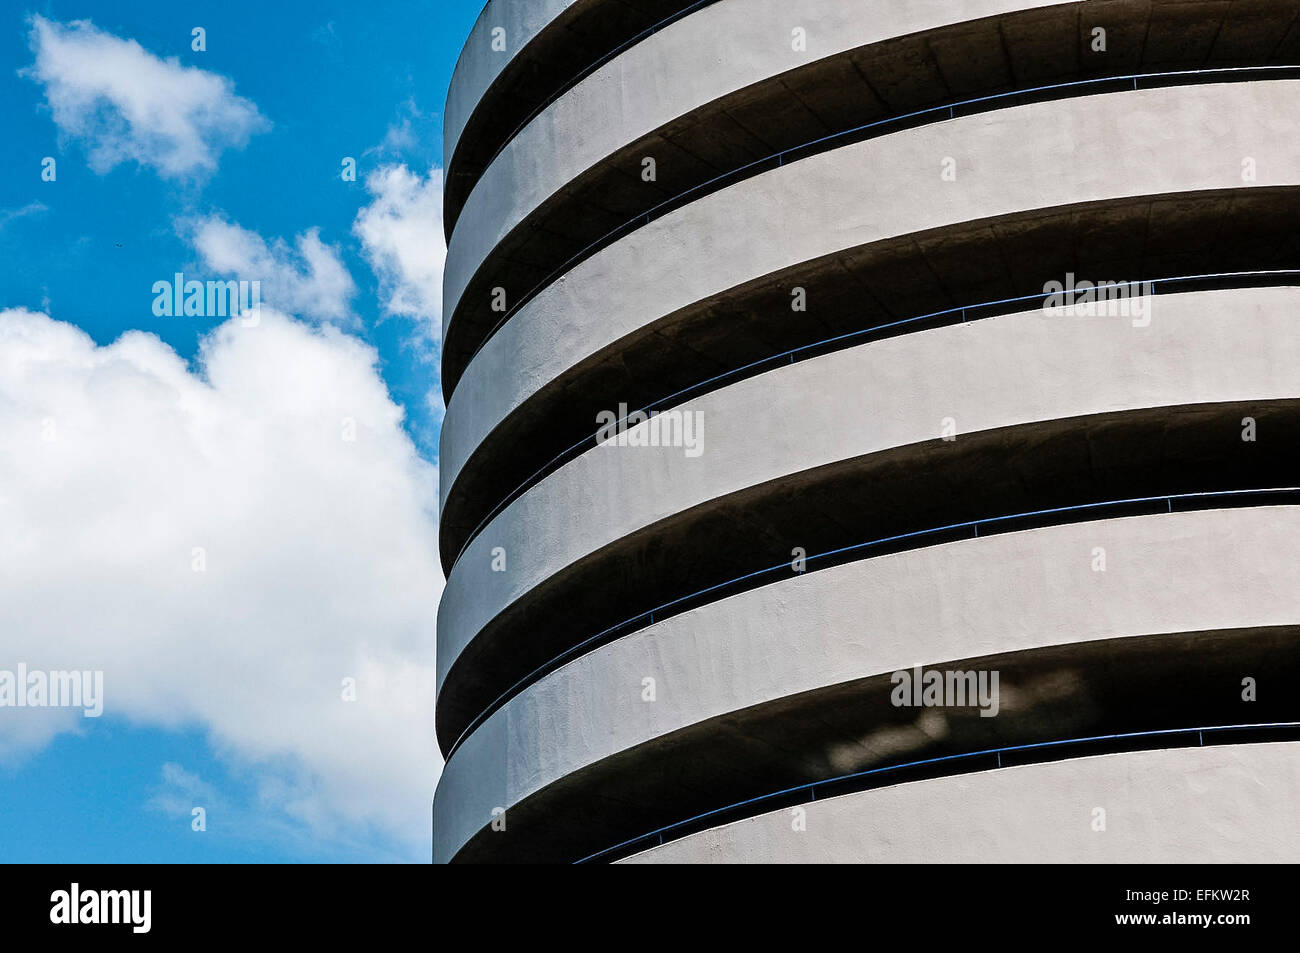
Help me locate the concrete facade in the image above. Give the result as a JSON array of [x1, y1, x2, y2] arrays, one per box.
[[444, 0, 1082, 324], [434, 0, 1300, 862], [435, 508, 1300, 862], [623, 742, 1300, 863], [441, 81, 1300, 506]]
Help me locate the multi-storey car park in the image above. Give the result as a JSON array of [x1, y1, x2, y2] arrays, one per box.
[[432, 0, 1300, 863]]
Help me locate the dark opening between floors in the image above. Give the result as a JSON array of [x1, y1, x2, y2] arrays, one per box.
[[436, 399, 1300, 754]]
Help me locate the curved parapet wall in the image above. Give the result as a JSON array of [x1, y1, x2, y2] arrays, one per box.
[[438, 196, 1300, 568], [436, 286, 1300, 743], [621, 741, 1300, 864], [439, 79, 1300, 554], [442, 0, 1300, 396], [434, 507, 1300, 862], [434, 0, 1300, 863], [444, 0, 577, 175], [443, 0, 1084, 336], [445, 0, 724, 234]]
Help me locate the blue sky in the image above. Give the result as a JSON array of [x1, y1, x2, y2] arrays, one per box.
[[0, 1, 481, 862]]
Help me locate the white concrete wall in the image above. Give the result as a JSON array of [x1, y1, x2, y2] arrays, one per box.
[[444, 0, 1081, 321], [438, 286, 1300, 689], [437, 0, 1300, 865], [444, 0, 583, 171], [434, 506, 1300, 861], [441, 81, 1300, 505], [623, 742, 1300, 863]]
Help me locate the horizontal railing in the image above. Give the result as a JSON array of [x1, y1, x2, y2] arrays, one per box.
[[447, 269, 1300, 570], [448, 0, 722, 229], [576, 720, 1300, 863], [445, 64, 1300, 389], [443, 487, 1300, 761]]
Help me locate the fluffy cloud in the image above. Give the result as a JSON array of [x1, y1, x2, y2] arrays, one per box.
[[189, 217, 356, 323], [24, 16, 268, 179], [354, 165, 445, 334], [0, 308, 440, 858]]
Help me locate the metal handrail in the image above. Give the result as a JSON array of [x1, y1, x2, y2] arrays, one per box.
[[447, 269, 1300, 571], [446, 64, 1300, 377], [443, 486, 1300, 761], [449, 0, 721, 216], [576, 720, 1300, 863]]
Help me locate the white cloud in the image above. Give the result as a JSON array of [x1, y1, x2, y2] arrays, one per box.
[[0, 202, 48, 230], [0, 308, 441, 859], [366, 98, 440, 165], [354, 165, 445, 335], [24, 16, 268, 179], [148, 762, 220, 818], [189, 217, 357, 323]]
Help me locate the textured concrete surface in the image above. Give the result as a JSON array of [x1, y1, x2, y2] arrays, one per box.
[[621, 741, 1300, 863], [437, 187, 1300, 568], [435, 0, 1300, 864], [437, 286, 1300, 692], [443, 0, 1080, 323], [441, 81, 1300, 504], [434, 507, 1300, 861], [443, 0, 581, 171]]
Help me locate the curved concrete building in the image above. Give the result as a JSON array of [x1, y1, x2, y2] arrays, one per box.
[[433, 0, 1300, 863]]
